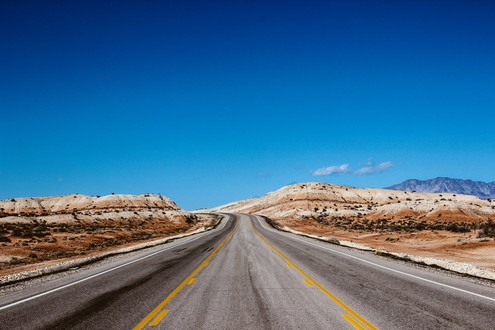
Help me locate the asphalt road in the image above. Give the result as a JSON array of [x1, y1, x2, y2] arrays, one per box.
[[0, 213, 494, 329]]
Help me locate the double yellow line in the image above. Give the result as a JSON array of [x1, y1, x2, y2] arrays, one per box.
[[133, 221, 238, 329], [250, 218, 378, 330]]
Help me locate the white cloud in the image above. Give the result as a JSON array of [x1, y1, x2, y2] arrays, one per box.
[[354, 161, 393, 175], [311, 161, 393, 176], [312, 164, 350, 176]]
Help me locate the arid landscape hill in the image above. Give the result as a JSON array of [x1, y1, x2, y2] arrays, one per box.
[[211, 182, 495, 272], [211, 182, 495, 228], [0, 193, 182, 216], [0, 194, 215, 276]]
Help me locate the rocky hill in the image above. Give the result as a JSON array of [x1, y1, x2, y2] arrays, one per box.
[[0, 193, 215, 275], [387, 177, 495, 200], [211, 182, 495, 232], [0, 193, 182, 216], [210, 182, 495, 273]]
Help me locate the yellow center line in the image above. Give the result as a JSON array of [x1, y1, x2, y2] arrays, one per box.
[[187, 277, 197, 285], [303, 278, 313, 287], [342, 313, 367, 330], [133, 221, 239, 330], [249, 218, 378, 330], [149, 310, 169, 327]]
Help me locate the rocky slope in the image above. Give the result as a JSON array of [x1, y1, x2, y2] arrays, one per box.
[[387, 177, 495, 200], [0, 194, 214, 275], [0, 193, 182, 216], [211, 182, 495, 229]]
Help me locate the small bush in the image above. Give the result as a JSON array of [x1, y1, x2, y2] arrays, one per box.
[[12, 228, 23, 237], [21, 231, 33, 238], [478, 220, 495, 238], [446, 222, 470, 233]]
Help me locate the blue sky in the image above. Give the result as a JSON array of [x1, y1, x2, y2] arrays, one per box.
[[1, 0, 494, 209]]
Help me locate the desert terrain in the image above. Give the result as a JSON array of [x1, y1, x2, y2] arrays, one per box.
[[211, 182, 495, 272], [2, 183, 495, 280], [0, 194, 218, 277]]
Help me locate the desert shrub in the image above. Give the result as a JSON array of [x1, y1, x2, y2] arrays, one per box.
[[21, 231, 33, 238], [34, 231, 50, 237], [446, 222, 470, 233], [9, 257, 23, 265], [415, 222, 426, 231], [478, 220, 495, 238], [12, 228, 23, 237]]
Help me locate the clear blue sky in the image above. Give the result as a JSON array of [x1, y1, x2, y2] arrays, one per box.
[[1, 0, 494, 209]]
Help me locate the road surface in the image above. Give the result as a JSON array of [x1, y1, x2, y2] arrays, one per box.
[[0, 213, 494, 329]]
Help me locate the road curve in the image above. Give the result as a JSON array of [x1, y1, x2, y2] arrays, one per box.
[[0, 213, 494, 329]]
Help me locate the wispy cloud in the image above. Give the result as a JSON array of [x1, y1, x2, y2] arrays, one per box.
[[312, 164, 350, 176], [354, 161, 393, 175], [311, 161, 393, 176]]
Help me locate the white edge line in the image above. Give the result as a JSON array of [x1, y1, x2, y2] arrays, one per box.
[[0, 215, 231, 311], [253, 215, 495, 303]]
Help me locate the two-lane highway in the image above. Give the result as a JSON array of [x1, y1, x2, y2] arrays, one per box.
[[1, 213, 494, 329], [133, 213, 376, 329]]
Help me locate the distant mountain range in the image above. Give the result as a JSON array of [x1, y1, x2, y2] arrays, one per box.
[[386, 177, 495, 200]]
